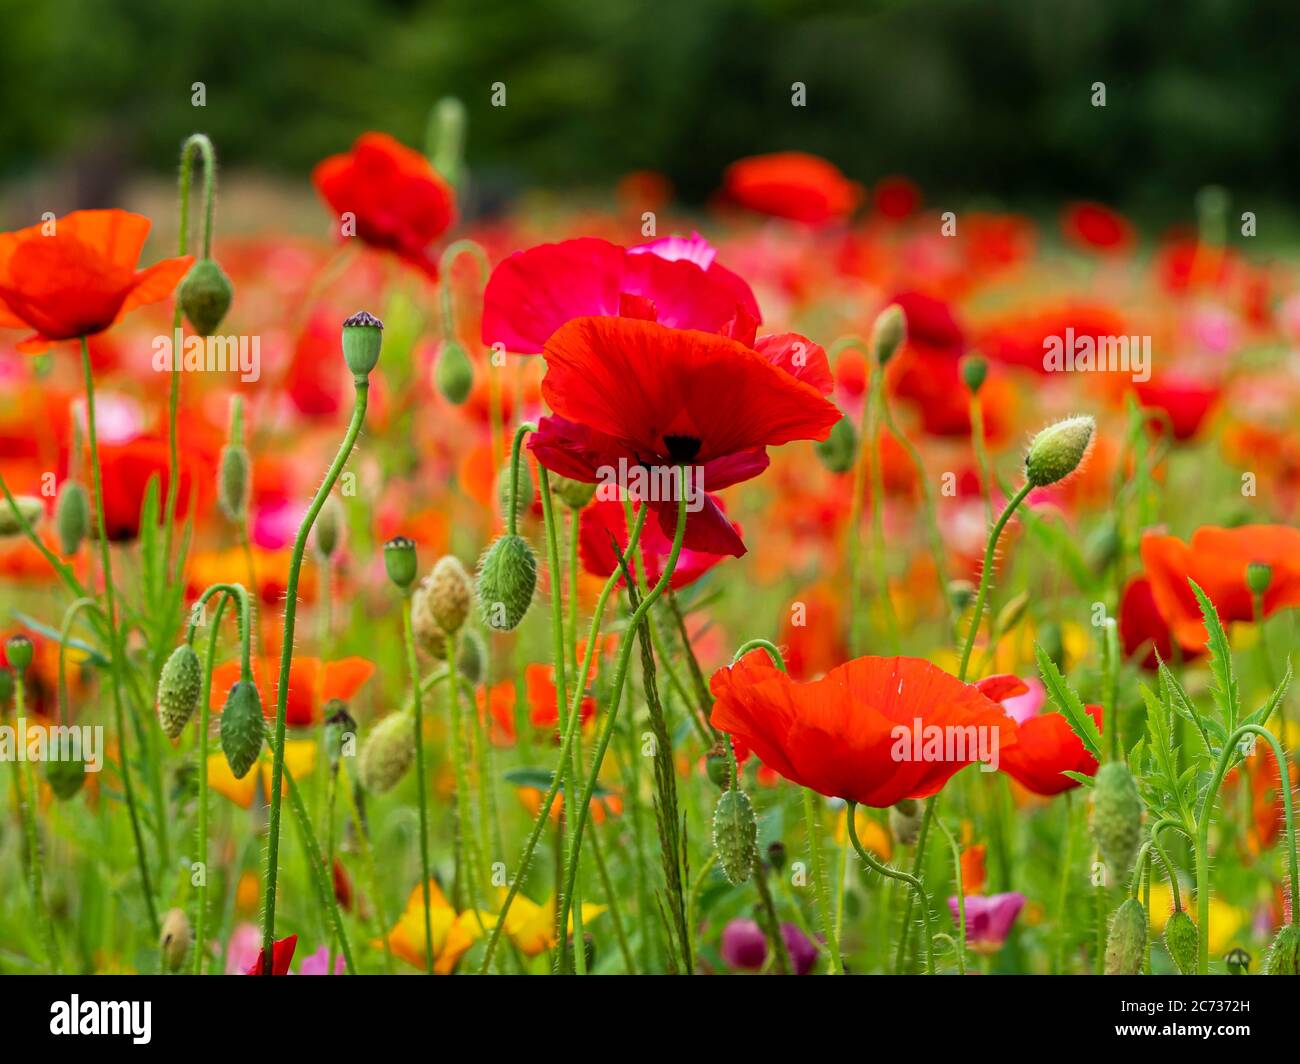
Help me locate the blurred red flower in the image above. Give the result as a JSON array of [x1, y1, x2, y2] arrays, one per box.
[[722, 152, 862, 225], [1061, 201, 1134, 253], [243, 934, 297, 975]]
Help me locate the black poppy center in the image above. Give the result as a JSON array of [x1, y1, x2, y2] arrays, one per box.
[[662, 434, 702, 462]]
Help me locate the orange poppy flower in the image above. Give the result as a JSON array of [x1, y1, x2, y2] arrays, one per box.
[[709, 651, 1017, 807], [208, 656, 375, 727], [1140, 525, 1300, 650], [475, 664, 597, 746], [0, 210, 191, 353], [722, 152, 862, 225]]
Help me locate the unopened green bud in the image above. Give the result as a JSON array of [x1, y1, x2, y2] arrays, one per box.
[[705, 744, 731, 789], [476, 534, 537, 632], [713, 787, 758, 885], [961, 353, 988, 395], [5, 634, 33, 673], [456, 628, 487, 685], [435, 340, 473, 404], [218, 444, 249, 522], [358, 710, 416, 793], [383, 536, 418, 591], [0, 495, 43, 538], [219, 680, 265, 780], [1104, 897, 1147, 975], [815, 414, 857, 474], [179, 258, 234, 337], [160, 907, 193, 973], [1163, 909, 1198, 975], [1264, 924, 1300, 975], [890, 799, 923, 847], [427, 555, 473, 634], [1246, 562, 1272, 597], [45, 754, 86, 800], [55, 481, 89, 555], [948, 579, 975, 612], [315, 496, 345, 560], [767, 840, 787, 871], [1024, 416, 1095, 488], [1091, 762, 1143, 879], [341, 310, 383, 378], [993, 589, 1031, 636], [157, 643, 203, 740], [550, 475, 597, 510], [870, 304, 906, 366]]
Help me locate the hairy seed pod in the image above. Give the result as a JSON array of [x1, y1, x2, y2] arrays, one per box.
[[435, 339, 473, 404], [314, 496, 345, 559], [815, 414, 857, 474], [1163, 909, 1198, 974], [890, 799, 923, 847], [54, 480, 89, 555], [220, 680, 265, 780], [0, 495, 43, 538], [1024, 416, 1095, 488], [358, 710, 416, 793], [218, 444, 250, 522], [476, 534, 537, 632], [496, 459, 535, 526], [550, 474, 597, 510], [157, 643, 203, 740], [713, 787, 758, 886], [160, 907, 193, 973], [1264, 924, 1300, 975], [1091, 761, 1143, 879], [1104, 897, 1147, 975], [427, 555, 473, 634], [410, 577, 449, 659], [45, 755, 86, 800], [456, 628, 487, 685], [179, 258, 234, 337]]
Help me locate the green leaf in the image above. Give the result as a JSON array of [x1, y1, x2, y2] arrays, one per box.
[[1062, 771, 1096, 788], [1188, 579, 1238, 729], [1035, 643, 1103, 760]]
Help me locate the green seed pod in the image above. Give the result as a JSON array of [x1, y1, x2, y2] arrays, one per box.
[[219, 680, 265, 780], [383, 535, 418, 591], [427, 555, 473, 634], [496, 459, 535, 526], [815, 414, 857, 474], [54, 480, 89, 555], [456, 628, 487, 686], [1090, 761, 1143, 879], [1163, 909, 1198, 975], [961, 353, 988, 395], [1024, 415, 1095, 488], [45, 754, 86, 800], [870, 304, 907, 366], [889, 798, 923, 847], [157, 643, 203, 740], [713, 787, 758, 886], [1246, 562, 1272, 597], [1263, 924, 1300, 975], [218, 444, 250, 522], [0, 495, 43, 538], [315, 496, 345, 560], [1104, 897, 1148, 975], [550, 475, 597, 510], [476, 534, 537, 632], [179, 258, 234, 338], [435, 339, 474, 404], [5, 634, 33, 673], [341, 310, 383, 377], [160, 907, 193, 973], [358, 710, 416, 793]]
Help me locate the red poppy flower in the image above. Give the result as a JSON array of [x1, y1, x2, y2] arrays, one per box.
[[528, 316, 839, 557], [312, 132, 455, 279], [976, 674, 1101, 796], [94, 436, 193, 542], [243, 934, 297, 975], [1061, 201, 1134, 254], [1140, 526, 1300, 650], [209, 656, 375, 727], [1132, 376, 1220, 441], [0, 210, 192, 353], [709, 650, 1017, 808], [476, 666, 597, 746], [1119, 575, 1200, 670], [722, 152, 862, 225], [873, 175, 922, 219], [578, 495, 737, 590], [480, 235, 760, 354]]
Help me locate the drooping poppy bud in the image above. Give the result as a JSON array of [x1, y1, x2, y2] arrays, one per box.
[[1090, 761, 1143, 880], [358, 710, 416, 793], [341, 310, 383, 377], [889, 798, 923, 846], [315, 496, 345, 560], [5, 634, 33, 673], [870, 304, 906, 366], [220, 680, 265, 780], [476, 534, 537, 632], [1104, 897, 1147, 975], [427, 555, 473, 634], [815, 414, 857, 474], [45, 754, 86, 800], [1024, 415, 1095, 488], [54, 481, 89, 555], [435, 339, 473, 404], [496, 459, 535, 526], [157, 643, 203, 740], [160, 907, 193, 973], [1264, 924, 1300, 975], [179, 258, 234, 337], [550, 474, 596, 510], [1163, 909, 1198, 975], [383, 535, 418, 591], [0, 496, 43, 538], [713, 787, 757, 885]]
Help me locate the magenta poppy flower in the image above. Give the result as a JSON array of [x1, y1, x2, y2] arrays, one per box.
[[579, 495, 739, 586], [948, 893, 1025, 954], [720, 918, 768, 971]]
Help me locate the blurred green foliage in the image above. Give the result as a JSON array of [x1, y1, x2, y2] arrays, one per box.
[[1, 0, 1295, 212]]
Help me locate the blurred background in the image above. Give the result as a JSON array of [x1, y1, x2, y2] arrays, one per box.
[[1, 0, 1297, 232]]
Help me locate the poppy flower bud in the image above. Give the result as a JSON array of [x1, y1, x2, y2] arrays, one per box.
[[5, 634, 33, 673], [315, 496, 345, 560], [815, 414, 857, 474], [1104, 897, 1147, 975], [1264, 924, 1300, 975], [0, 495, 43, 538], [435, 339, 473, 404], [961, 353, 988, 395], [870, 304, 906, 366], [948, 579, 975, 612], [476, 534, 538, 632], [160, 907, 193, 973], [179, 258, 234, 338], [1024, 415, 1095, 488], [1090, 761, 1143, 879], [767, 840, 787, 871], [358, 710, 416, 793], [550, 475, 597, 510], [456, 628, 487, 685], [1246, 562, 1272, 597], [220, 680, 265, 780], [45, 754, 86, 800], [994, 589, 1030, 635], [1163, 909, 1197, 975], [713, 787, 758, 885], [383, 535, 419, 591], [720, 917, 768, 971], [496, 459, 535, 526], [410, 578, 449, 659], [157, 643, 203, 740], [323, 701, 357, 776], [54, 480, 89, 555], [705, 744, 732, 788], [341, 310, 383, 378], [218, 443, 250, 522], [889, 798, 923, 846], [427, 555, 473, 633], [1224, 947, 1250, 975]]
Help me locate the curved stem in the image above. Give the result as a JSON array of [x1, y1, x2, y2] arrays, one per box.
[[957, 482, 1032, 682], [846, 800, 934, 974]]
